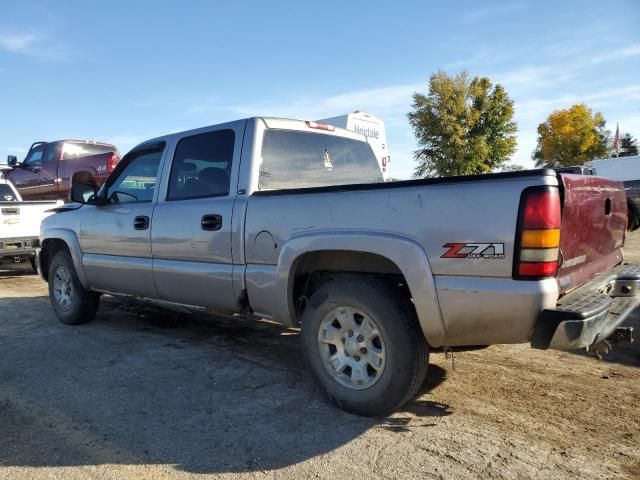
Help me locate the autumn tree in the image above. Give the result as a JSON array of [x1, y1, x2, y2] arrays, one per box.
[[620, 133, 639, 157], [533, 104, 609, 167], [408, 71, 517, 177]]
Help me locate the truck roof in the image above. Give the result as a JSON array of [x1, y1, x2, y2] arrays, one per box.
[[38, 139, 117, 148], [131, 117, 369, 152]]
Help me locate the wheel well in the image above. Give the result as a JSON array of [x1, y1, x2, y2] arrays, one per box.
[[40, 239, 70, 281], [71, 171, 96, 187], [627, 199, 639, 231], [290, 250, 412, 324]]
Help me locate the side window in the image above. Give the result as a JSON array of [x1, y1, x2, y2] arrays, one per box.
[[167, 129, 235, 200], [43, 143, 60, 164], [106, 145, 164, 203]]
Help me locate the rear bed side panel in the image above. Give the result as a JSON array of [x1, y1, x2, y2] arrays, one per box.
[[556, 174, 626, 294], [244, 172, 558, 346]]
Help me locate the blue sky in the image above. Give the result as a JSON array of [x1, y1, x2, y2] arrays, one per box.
[[0, 0, 638, 179]]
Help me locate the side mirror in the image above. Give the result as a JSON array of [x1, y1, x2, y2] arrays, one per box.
[[70, 183, 98, 204], [7, 155, 17, 167]]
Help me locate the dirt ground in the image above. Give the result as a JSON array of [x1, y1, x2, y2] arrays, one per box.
[[0, 236, 639, 479]]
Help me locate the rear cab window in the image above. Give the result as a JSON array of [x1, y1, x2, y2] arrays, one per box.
[[62, 142, 116, 160], [258, 130, 383, 190]]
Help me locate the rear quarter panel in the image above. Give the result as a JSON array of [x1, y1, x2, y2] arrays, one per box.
[[243, 173, 559, 346]]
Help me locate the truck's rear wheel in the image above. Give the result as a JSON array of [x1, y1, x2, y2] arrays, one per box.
[[301, 275, 429, 416], [48, 249, 100, 325]]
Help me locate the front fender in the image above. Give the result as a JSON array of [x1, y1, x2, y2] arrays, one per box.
[[41, 227, 89, 288], [274, 231, 445, 347]]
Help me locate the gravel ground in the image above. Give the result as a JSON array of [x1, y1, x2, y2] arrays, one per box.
[[0, 235, 639, 479]]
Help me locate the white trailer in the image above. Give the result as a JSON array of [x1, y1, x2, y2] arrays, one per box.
[[318, 111, 391, 179], [586, 155, 640, 181]]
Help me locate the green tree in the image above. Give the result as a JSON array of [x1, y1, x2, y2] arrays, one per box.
[[408, 71, 517, 177], [620, 133, 639, 157], [533, 104, 609, 167]]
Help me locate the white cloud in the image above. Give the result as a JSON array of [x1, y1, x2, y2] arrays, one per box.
[[588, 43, 640, 65], [0, 28, 75, 60], [0, 32, 37, 53]]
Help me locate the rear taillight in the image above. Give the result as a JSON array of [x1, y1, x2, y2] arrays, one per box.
[[514, 187, 561, 279], [107, 152, 118, 173]]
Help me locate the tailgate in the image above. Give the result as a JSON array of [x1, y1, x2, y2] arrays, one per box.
[[556, 174, 626, 294]]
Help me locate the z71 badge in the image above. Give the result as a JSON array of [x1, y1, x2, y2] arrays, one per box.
[[442, 243, 505, 259]]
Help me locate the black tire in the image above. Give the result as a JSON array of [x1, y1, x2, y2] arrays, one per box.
[[628, 205, 639, 231], [301, 274, 429, 416], [29, 257, 38, 274], [48, 249, 100, 325]]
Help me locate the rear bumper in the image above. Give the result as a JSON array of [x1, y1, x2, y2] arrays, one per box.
[[532, 264, 640, 350], [0, 237, 39, 259]]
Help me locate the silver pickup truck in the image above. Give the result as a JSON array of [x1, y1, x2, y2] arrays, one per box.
[[37, 117, 637, 416]]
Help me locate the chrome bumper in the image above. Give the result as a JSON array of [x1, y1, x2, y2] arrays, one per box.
[[532, 264, 640, 350]]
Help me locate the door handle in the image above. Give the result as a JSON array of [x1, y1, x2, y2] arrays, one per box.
[[201, 214, 222, 231], [134, 215, 150, 230]]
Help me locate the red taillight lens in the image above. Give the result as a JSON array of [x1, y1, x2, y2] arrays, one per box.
[[107, 152, 118, 173], [518, 261, 558, 277], [521, 190, 561, 229], [515, 187, 561, 279]]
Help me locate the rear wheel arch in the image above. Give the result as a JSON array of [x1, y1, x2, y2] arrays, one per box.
[[277, 233, 446, 346], [289, 250, 409, 320], [71, 171, 97, 188]]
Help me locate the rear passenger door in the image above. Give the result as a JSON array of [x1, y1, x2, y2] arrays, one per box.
[[151, 124, 243, 311]]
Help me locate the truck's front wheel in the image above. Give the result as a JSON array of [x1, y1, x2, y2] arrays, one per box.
[[48, 249, 100, 325], [301, 275, 429, 416]]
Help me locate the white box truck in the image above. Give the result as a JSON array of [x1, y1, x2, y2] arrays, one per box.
[[318, 111, 391, 179]]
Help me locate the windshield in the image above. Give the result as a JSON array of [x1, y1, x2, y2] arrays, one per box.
[[0, 184, 17, 201], [259, 129, 383, 190]]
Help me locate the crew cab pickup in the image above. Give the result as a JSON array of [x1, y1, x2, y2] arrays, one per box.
[[0, 171, 61, 270], [36, 117, 637, 416], [5, 140, 120, 201]]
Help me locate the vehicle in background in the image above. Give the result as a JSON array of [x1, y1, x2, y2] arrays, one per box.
[[587, 155, 640, 230], [0, 171, 61, 271], [37, 117, 636, 416], [318, 111, 391, 179], [4, 140, 120, 201]]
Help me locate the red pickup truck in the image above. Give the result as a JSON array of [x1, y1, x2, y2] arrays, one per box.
[[5, 140, 120, 201]]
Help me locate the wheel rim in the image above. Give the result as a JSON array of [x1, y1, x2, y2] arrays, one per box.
[[317, 306, 386, 390], [53, 265, 74, 310]]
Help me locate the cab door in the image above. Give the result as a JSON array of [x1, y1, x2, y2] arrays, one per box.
[[151, 123, 243, 311], [79, 142, 166, 298], [9, 143, 47, 199]]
